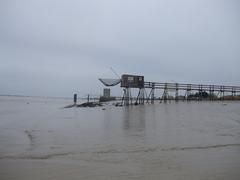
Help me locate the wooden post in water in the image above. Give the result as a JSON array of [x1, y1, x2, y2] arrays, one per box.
[[73, 94, 77, 105]]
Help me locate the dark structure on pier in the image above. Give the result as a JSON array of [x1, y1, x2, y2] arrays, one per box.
[[120, 74, 145, 106], [99, 74, 240, 106]]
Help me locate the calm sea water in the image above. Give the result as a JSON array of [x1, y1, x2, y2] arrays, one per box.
[[0, 96, 240, 180]]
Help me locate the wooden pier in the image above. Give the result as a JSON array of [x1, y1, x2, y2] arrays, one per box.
[[144, 82, 240, 103], [99, 74, 240, 105]]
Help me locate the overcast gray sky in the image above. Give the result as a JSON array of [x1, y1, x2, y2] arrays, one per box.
[[0, 0, 239, 97]]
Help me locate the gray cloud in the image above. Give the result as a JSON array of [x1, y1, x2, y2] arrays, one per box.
[[0, 0, 239, 97]]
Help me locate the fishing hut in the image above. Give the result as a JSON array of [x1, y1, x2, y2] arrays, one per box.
[[120, 74, 145, 106]]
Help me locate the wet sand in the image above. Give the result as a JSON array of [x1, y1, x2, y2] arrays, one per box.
[[0, 96, 240, 180]]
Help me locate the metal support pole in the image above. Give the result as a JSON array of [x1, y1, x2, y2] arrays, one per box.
[[87, 94, 90, 103], [186, 84, 191, 101], [209, 86, 212, 101], [198, 84, 203, 101], [151, 83, 155, 104], [232, 87, 235, 100], [124, 88, 130, 106], [163, 83, 168, 103], [222, 86, 225, 100], [139, 88, 145, 104], [212, 86, 215, 101], [175, 83, 179, 102]]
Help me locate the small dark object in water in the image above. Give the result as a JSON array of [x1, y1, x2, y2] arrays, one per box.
[[102, 108, 106, 110], [77, 102, 102, 107], [115, 102, 123, 107], [64, 104, 76, 108], [64, 102, 102, 108], [99, 96, 116, 102]]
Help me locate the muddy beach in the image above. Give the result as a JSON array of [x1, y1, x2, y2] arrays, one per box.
[[0, 96, 240, 180]]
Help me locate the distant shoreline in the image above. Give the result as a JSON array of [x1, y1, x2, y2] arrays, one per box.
[[0, 94, 72, 99]]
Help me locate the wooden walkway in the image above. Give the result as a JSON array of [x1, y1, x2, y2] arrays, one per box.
[[143, 82, 240, 102]]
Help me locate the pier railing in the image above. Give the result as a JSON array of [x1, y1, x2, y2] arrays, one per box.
[[144, 82, 240, 93]]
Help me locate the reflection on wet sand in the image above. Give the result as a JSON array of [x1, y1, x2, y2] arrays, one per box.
[[123, 106, 146, 132]]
